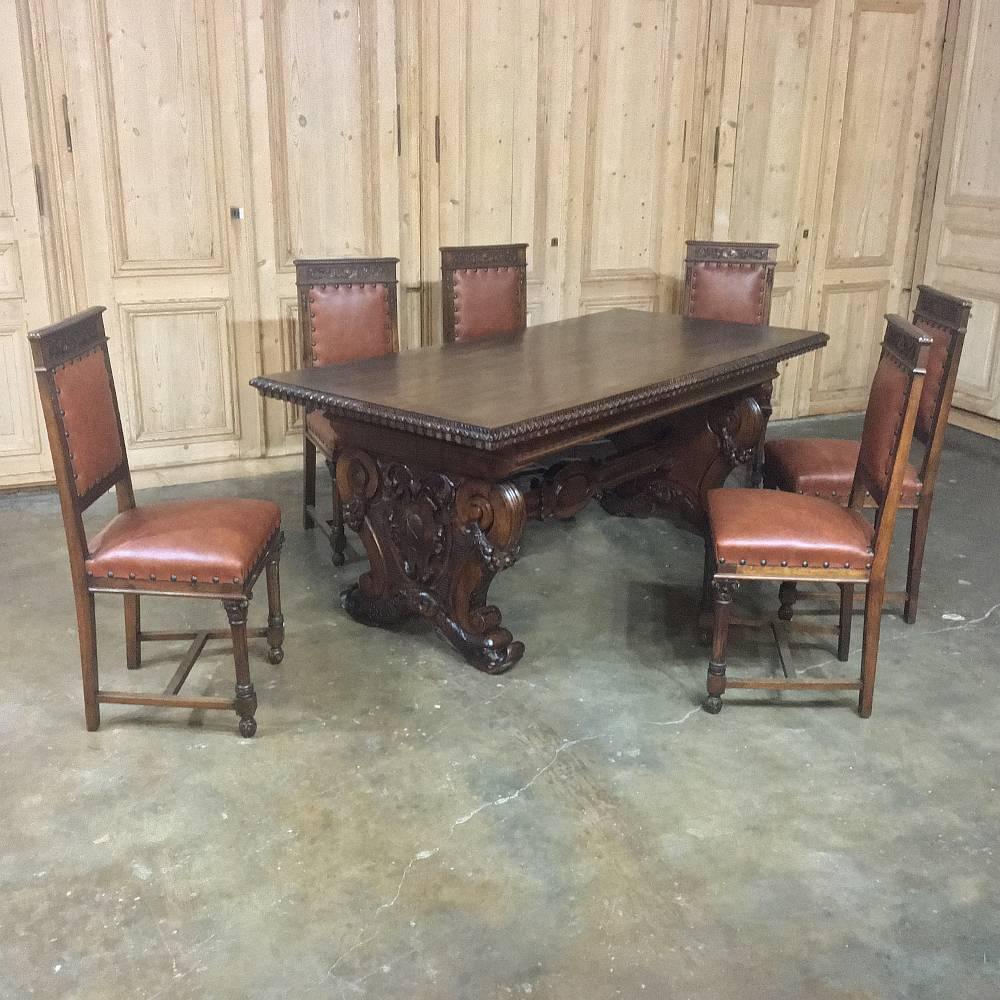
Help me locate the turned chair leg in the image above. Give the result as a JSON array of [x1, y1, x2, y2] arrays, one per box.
[[704, 579, 735, 714], [75, 592, 101, 731], [837, 584, 854, 661], [778, 581, 798, 621], [265, 549, 285, 665], [224, 599, 258, 738], [303, 436, 317, 530], [124, 594, 141, 670], [858, 579, 886, 718], [904, 505, 929, 625], [327, 456, 346, 566]]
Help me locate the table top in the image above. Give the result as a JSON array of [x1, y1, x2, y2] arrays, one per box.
[[251, 308, 827, 450]]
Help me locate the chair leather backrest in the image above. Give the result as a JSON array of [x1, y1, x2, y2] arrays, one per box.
[[294, 258, 399, 367], [682, 241, 778, 326], [910, 284, 971, 448], [29, 307, 129, 508], [441, 244, 528, 343], [856, 316, 931, 509]]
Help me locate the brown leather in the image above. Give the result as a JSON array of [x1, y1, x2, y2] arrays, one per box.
[[685, 263, 768, 326], [52, 347, 125, 496], [857, 352, 911, 502], [87, 498, 281, 586], [305, 410, 338, 455], [913, 315, 951, 444], [763, 438, 922, 505], [308, 284, 392, 366], [709, 488, 874, 570], [451, 268, 525, 341]]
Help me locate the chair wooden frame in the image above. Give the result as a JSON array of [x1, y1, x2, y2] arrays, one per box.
[[440, 243, 528, 343], [764, 285, 971, 624], [682, 240, 778, 487], [297, 257, 399, 565], [704, 316, 931, 718], [30, 308, 284, 737]]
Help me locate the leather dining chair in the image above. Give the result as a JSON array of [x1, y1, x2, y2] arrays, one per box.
[[297, 257, 399, 565], [441, 244, 528, 342], [682, 240, 779, 486], [701, 315, 930, 717], [763, 286, 971, 624], [30, 308, 284, 737]]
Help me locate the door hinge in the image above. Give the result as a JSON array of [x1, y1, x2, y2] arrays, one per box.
[[435, 115, 440, 164], [712, 125, 720, 169], [61, 94, 73, 153], [396, 104, 401, 157], [33, 164, 44, 216]]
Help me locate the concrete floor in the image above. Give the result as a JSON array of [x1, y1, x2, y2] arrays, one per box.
[[1, 414, 998, 1000]]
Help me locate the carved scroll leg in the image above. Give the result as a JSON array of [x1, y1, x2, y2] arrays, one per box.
[[327, 456, 347, 567], [704, 579, 737, 714], [337, 450, 414, 629], [423, 480, 527, 674]]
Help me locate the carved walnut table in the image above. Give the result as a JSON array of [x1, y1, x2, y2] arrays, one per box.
[[252, 308, 826, 674]]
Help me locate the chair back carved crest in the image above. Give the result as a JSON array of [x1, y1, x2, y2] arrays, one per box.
[[441, 244, 528, 343], [682, 241, 779, 326], [295, 257, 399, 367]]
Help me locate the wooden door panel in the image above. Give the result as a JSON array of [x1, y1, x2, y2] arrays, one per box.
[[825, 2, 924, 267], [250, 0, 402, 454], [0, 1, 53, 485], [96, 0, 226, 272], [798, 0, 945, 416], [572, 0, 702, 315]]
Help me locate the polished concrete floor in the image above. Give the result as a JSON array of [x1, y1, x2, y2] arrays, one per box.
[[2, 414, 998, 1000]]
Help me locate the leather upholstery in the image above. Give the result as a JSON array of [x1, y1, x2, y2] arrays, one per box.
[[685, 264, 768, 326], [708, 488, 874, 570], [451, 268, 525, 341], [52, 347, 125, 496], [857, 353, 911, 502], [763, 438, 922, 506], [912, 315, 951, 444], [305, 410, 338, 455], [308, 284, 392, 366], [87, 498, 281, 586]]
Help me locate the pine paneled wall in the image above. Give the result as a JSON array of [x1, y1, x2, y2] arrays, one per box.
[[4, 0, 995, 489]]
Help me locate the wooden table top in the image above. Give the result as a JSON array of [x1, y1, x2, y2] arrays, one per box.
[[251, 308, 827, 450]]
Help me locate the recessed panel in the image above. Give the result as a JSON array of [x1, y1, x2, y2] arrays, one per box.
[[0, 242, 22, 298], [0, 326, 38, 456], [267, 1, 376, 262], [120, 301, 236, 443], [100, 0, 224, 270], [938, 225, 1000, 275], [585, 0, 671, 274], [730, 1, 817, 260], [949, 0, 1000, 207], [813, 281, 887, 399], [955, 292, 1000, 399], [827, 2, 922, 266], [279, 296, 302, 435], [0, 94, 13, 218]]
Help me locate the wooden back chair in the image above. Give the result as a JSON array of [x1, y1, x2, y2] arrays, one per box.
[[296, 257, 399, 565], [441, 244, 528, 343], [30, 308, 284, 737], [763, 285, 971, 622], [682, 240, 779, 486], [702, 315, 931, 718]]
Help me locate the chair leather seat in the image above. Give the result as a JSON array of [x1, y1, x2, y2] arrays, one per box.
[[708, 488, 874, 570], [86, 498, 281, 586], [763, 438, 922, 505], [305, 411, 338, 455]]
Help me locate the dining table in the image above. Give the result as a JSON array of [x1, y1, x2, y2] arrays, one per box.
[[251, 307, 827, 674]]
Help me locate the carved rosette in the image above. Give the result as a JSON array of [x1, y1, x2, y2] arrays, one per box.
[[336, 450, 527, 673]]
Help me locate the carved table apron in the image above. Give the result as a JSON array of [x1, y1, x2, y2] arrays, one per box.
[[251, 308, 826, 673]]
